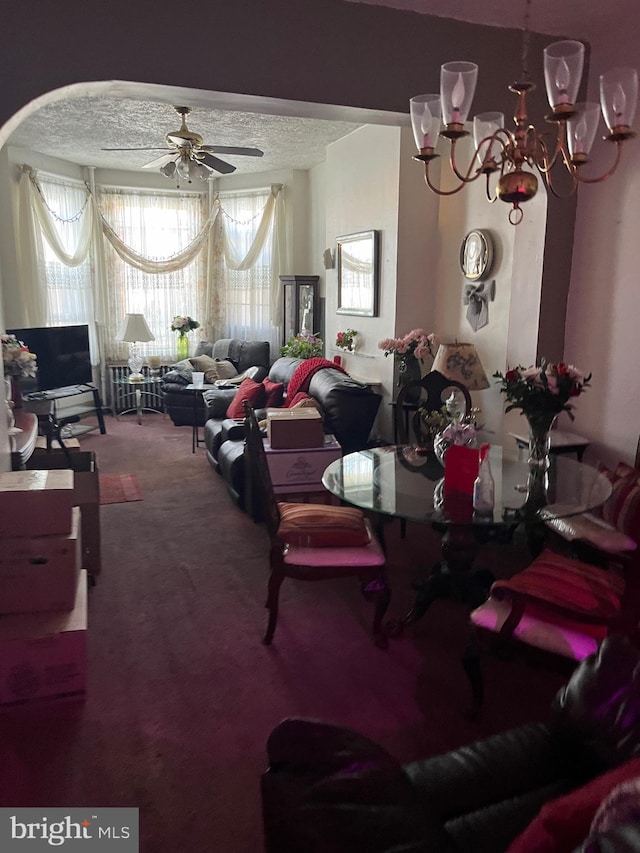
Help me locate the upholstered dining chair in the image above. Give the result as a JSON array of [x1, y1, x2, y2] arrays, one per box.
[[242, 401, 390, 648]]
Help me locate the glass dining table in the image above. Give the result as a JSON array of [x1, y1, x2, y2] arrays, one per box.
[[322, 444, 613, 629]]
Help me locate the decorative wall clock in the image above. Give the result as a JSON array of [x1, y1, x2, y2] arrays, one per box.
[[460, 229, 494, 282]]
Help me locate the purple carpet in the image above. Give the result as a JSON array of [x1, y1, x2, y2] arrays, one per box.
[[0, 414, 568, 852]]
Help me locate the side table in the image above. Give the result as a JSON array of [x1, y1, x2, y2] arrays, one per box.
[[509, 429, 590, 462], [114, 377, 163, 425], [186, 383, 218, 452]]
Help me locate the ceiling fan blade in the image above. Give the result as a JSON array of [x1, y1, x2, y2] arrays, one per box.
[[100, 147, 172, 152], [198, 152, 237, 174], [201, 145, 264, 157], [141, 153, 178, 170]]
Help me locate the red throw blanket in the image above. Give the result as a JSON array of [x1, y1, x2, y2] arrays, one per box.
[[285, 358, 347, 406]]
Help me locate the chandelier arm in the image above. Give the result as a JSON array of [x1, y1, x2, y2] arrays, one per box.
[[448, 140, 485, 184], [574, 142, 623, 184], [423, 163, 467, 196], [538, 163, 578, 200], [484, 173, 499, 203]]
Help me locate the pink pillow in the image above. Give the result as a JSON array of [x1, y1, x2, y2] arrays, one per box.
[[507, 757, 640, 852], [226, 378, 266, 419]]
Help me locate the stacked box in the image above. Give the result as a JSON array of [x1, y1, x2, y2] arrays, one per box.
[[264, 435, 342, 493], [0, 469, 74, 537], [0, 570, 87, 705], [0, 507, 81, 614], [267, 408, 324, 449], [26, 451, 101, 576]]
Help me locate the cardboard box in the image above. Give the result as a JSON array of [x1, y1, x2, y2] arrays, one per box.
[[0, 470, 74, 538], [0, 570, 87, 706], [26, 452, 101, 576], [264, 435, 342, 492], [0, 508, 81, 615], [267, 408, 324, 449]]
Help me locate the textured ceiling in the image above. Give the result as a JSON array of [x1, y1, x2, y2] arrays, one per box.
[[8, 96, 363, 176]]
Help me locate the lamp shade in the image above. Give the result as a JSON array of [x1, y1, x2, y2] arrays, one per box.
[[117, 313, 155, 343], [431, 342, 489, 391]]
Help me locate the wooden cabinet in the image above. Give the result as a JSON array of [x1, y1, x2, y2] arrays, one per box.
[[280, 275, 319, 345]]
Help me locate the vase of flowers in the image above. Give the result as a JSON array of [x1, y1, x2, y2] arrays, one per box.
[[2, 334, 38, 408], [379, 329, 439, 403], [280, 332, 324, 359], [494, 360, 590, 470], [335, 329, 358, 353], [171, 315, 200, 360]]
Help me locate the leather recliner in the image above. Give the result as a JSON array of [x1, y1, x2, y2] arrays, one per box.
[[261, 635, 640, 853], [160, 338, 270, 426], [204, 356, 382, 510]]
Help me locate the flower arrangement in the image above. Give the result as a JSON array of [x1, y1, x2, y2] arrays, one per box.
[[419, 405, 482, 444], [280, 332, 324, 359], [171, 315, 200, 337], [335, 329, 357, 351], [1, 334, 38, 379], [494, 360, 591, 422], [378, 329, 439, 364]]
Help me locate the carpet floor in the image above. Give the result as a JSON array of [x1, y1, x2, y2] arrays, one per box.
[[0, 413, 569, 852]]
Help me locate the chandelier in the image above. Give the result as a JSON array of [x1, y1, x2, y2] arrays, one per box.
[[410, 12, 637, 224]]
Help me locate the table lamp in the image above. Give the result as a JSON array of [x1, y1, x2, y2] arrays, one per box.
[[431, 342, 489, 391], [117, 313, 155, 382]]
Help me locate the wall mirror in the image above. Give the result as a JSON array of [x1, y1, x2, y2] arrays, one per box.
[[336, 230, 379, 317]]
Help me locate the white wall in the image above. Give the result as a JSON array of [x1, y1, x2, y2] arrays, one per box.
[[430, 133, 547, 452], [565, 27, 640, 467], [324, 124, 403, 439]]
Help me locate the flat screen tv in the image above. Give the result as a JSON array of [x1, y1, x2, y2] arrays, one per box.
[[7, 324, 92, 392]]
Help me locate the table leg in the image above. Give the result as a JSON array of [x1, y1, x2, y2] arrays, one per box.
[[192, 390, 197, 453], [387, 525, 494, 634], [135, 387, 142, 425]]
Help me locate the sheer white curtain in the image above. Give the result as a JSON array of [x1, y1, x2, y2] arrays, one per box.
[[217, 188, 281, 353], [14, 169, 288, 364], [98, 187, 208, 361]]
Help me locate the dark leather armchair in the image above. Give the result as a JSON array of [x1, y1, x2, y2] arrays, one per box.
[[261, 635, 640, 853]]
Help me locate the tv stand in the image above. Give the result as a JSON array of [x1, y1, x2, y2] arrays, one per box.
[[23, 384, 106, 443]]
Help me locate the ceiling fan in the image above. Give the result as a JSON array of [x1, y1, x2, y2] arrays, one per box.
[[101, 105, 264, 182]]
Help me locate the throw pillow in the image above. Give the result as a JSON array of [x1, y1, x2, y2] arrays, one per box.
[[276, 502, 371, 547], [226, 377, 266, 419], [214, 359, 239, 380], [491, 548, 624, 638], [263, 378, 284, 408], [506, 757, 640, 853], [190, 354, 220, 384], [588, 775, 640, 837], [288, 392, 321, 411]]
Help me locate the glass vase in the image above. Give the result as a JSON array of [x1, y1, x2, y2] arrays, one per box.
[[10, 377, 22, 409], [176, 333, 189, 361], [398, 354, 422, 404], [526, 412, 558, 470]]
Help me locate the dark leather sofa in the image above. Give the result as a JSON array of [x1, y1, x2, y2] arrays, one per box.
[[261, 635, 640, 853], [160, 338, 270, 426], [203, 356, 382, 510]]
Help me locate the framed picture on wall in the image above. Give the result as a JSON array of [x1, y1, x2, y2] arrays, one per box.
[[336, 230, 380, 317]]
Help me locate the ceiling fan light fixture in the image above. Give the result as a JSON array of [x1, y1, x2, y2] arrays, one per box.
[[160, 161, 177, 179]]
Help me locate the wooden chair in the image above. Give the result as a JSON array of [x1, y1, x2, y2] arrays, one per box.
[[242, 401, 390, 648], [394, 369, 472, 446], [464, 440, 640, 716]]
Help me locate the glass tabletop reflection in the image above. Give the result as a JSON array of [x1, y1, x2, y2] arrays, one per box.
[[322, 445, 612, 527]]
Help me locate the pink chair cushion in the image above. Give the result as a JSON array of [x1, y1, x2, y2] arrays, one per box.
[[283, 519, 385, 567], [471, 597, 599, 661]]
